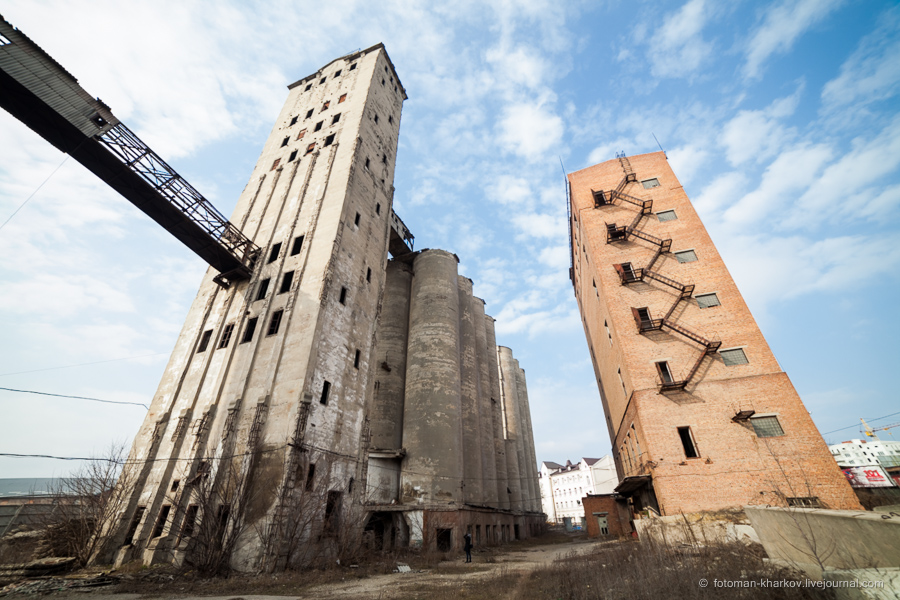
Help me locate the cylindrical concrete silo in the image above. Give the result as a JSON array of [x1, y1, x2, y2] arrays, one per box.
[[516, 366, 539, 512], [484, 315, 509, 509], [401, 250, 463, 504], [457, 276, 483, 505], [474, 298, 498, 506], [498, 346, 524, 511]]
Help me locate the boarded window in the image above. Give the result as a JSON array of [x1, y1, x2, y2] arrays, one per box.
[[197, 330, 213, 353], [657, 210, 677, 222], [721, 348, 749, 366], [271, 158, 281, 171], [678, 427, 699, 458], [339, 93, 348, 103], [290, 235, 304, 256], [297, 128, 306, 140], [268, 243, 282, 263], [306, 143, 315, 155], [641, 178, 661, 189], [322, 101, 330, 111], [218, 324, 235, 349], [241, 317, 258, 343], [279, 271, 294, 294], [675, 250, 698, 263], [267, 310, 283, 336], [696, 293, 720, 308], [751, 416, 784, 438], [256, 278, 270, 301]]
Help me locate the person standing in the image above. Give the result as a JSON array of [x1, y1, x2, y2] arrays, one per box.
[[463, 532, 473, 563]]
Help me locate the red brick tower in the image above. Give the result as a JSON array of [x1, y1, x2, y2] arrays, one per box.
[[568, 152, 861, 514]]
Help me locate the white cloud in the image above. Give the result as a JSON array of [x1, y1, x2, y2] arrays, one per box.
[[667, 144, 711, 188], [538, 244, 570, 270], [821, 7, 900, 114], [496, 101, 564, 161], [744, 0, 846, 79], [647, 0, 715, 79], [511, 211, 566, 239], [693, 171, 750, 218], [719, 89, 801, 165]]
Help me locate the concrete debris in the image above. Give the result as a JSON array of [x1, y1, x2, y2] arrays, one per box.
[[395, 563, 411, 573]]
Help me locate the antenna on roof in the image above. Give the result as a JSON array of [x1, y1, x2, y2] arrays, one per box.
[[652, 133, 667, 159]]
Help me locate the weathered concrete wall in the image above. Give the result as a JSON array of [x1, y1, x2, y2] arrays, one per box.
[[484, 317, 509, 509], [474, 298, 499, 506], [498, 347, 524, 511], [458, 277, 484, 504], [745, 506, 900, 577], [634, 512, 759, 546]]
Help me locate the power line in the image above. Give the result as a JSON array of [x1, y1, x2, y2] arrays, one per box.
[[0, 387, 148, 409], [0, 154, 70, 232], [0, 352, 169, 378], [822, 410, 900, 436]]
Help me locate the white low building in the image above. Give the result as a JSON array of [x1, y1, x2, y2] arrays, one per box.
[[539, 457, 618, 525], [829, 438, 900, 469]]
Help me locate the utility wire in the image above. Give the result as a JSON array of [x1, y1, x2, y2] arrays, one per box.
[[822, 410, 900, 436], [0, 387, 148, 409], [0, 154, 70, 232], [0, 352, 169, 377]]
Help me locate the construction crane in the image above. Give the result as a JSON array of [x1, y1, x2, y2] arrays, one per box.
[[860, 418, 900, 439], [0, 14, 258, 287]]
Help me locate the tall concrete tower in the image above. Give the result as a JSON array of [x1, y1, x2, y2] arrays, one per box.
[[101, 44, 410, 570], [568, 152, 861, 515]]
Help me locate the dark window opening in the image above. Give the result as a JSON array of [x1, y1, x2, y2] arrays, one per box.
[[306, 463, 316, 491], [218, 324, 235, 349], [290, 116, 298, 126], [678, 427, 699, 458], [152, 505, 171, 538], [281, 136, 289, 147], [320, 380, 331, 405], [304, 84, 312, 92], [349, 63, 356, 71], [389, 115, 393, 124], [324, 133, 335, 146], [381, 78, 385, 86], [241, 317, 258, 343], [332, 113, 341, 125], [375, 203, 381, 215], [339, 287, 347, 305], [354, 212, 361, 226], [279, 271, 294, 294], [636, 307, 651, 323], [656, 361, 674, 384], [288, 149, 298, 162], [170, 480, 180, 492], [314, 121, 323, 132], [197, 330, 213, 353], [354, 349, 361, 369], [267, 310, 284, 336], [297, 128, 306, 139], [787, 497, 821, 508], [216, 505, 230, 535], [366, 267, 371, 282], [256, 278, 270, 301], [364, 157, 370, 170], [324, 490, 343, 532], [181, 505, 198, 539], [268, 243, 282, 263], [382, 153, 387, 163], [305, 108, 313, 118], [322, 101, 330, 111], [291, 235, 304, 256], [348, 477, 354, 493], [125, 507, 145, 545], [306, 143, 315, 155], [319, 77, 326, 84], [374, 114, 379, 124], [334, 69, 342, 77], [436, 528, 452, 552]]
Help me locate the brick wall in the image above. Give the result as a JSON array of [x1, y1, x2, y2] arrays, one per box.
[[582, 494, 631, 538]]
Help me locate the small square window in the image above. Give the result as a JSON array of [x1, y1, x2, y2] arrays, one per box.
[[641, 178, 661, 189], [366, 267, 371, 282], [289, 116, 298, 126], [381, 78, 385, 86], [721, 348, 749, 366], [364, 157, 370, 170], [271, 158, 281, 171], [388, 115, 393, 124], [322, 101, 330, 111], [375, 203, 381, 215], [675, 250, 698, 263], [304, 84, 312, 92], [267, 310, 283, 336], [324, 133, 335, 146], [305, 109, 313, 119], [305, 143, 315, 155], [241, 317, 258, 343], [349, 63, 356, 71], [751, 416, 785, 438], [279, 271, 294, 294], [332, 113, 341, 125], [314, 121, 323, 132], [657, 210, 677, 222], [339, 93, 347, 103], [334, 70, 342, 78], [197, 330, 213, 353], [320, 381, 331, 405], [695, 293, 720, 309], [374, 114, 379, 124], [297, 129, 306, 140], [354, 212, 361, 226], [320, 77, 327, 84], [339, 287, 347, 305], [255, 278, 270, 301], [281, 136, 289, 147], [268, 243, 282, 264], [288, 149, 298, 162], [218, 324, 235, 349], [290, 235, 304, 256], [354, 349, 361, 369]]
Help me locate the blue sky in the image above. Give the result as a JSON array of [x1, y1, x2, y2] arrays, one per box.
[[1, 0, 898, 478]]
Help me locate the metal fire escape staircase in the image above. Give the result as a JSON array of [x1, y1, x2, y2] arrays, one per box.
[[594, 155, 720, 392]]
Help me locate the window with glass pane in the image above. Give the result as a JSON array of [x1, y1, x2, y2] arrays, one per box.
[[657, 210, 677, 222], [675, 250, 698, 263], [751, 416, 785, 438], [721, 348, 748, 366], [696, 293, 720, 308]]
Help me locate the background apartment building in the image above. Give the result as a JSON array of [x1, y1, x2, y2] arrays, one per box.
[[567, 152, 861, 515], [539, 457, 617, 524]]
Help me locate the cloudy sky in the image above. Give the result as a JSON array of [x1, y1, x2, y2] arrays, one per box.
[[1, 0, 898, 479]]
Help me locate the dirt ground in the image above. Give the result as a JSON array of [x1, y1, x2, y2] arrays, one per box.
[[3, 534, 607, 600]]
